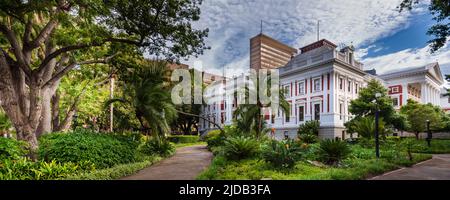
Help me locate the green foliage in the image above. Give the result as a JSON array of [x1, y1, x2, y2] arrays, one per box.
[[233, 76, 290, 138], [204, 130, 225, 148], [400, 139, 423, 161], [400, 100, 443, 137], [318, 139, 351, 165], [222, 136, 260, 160], [139, 138, 175, 157], [0, 137, 27, 160], [349, 80, 396, 126], [106, 61, 177, 137], [0, 158, 94, 180], [297, 120, 320, 136], [345, 116, 388, 139], [38, 130, 140, 169], [261, 139, 304, 169], [167, 135, 199, 144], [298, 134, 318, 144], [65, 156, 162, 180]]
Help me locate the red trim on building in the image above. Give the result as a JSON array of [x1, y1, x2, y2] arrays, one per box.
[[327, 94, 330, 112], [295, 81, 298, 96], [291, 82, 293, 97], [321, 75, 324, 91], [327, 73, 330, 90], [310, 78, 313, 93], [305, 79, 308, 94], [388, 85, 403, 95], [400, 95, 403, 106], [321, 99, 324, 112]]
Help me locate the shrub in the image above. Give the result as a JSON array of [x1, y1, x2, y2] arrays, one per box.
[[261, 139, 303, 169], [222, 136, 259, 160], [0, 157, 94, 180], [345, 116, 388, 139], [0, 137, 27, 160], [318, 139, 351, 165], [204, 130, 224, 148], [298, 134, 318, 144], [167, 135, 199, 143], [297, 120, 320, 136], [140, 138, 175, 157], [38, 131, 140, 169]]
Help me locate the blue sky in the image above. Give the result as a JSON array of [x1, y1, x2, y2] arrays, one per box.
[[186, 0, 450, 78]]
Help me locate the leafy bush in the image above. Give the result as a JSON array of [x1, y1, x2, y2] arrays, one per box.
[[38, 131, 141, 169], [222, 136, 259, 160], [0, 158, 94, 180], [167, 135, 199, 143], [345, 116, 388, 139], [140, 138, 175, 157], [318, 139, 351, 165], [297, 120, 320, 135], [298, 134, 318, 144], [0, 137, 27, 160], [204, 130, 224, 148], [261, 139, 304, 169]]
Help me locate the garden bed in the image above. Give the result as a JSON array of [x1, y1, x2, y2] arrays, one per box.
[[197, 152, 432, 180]]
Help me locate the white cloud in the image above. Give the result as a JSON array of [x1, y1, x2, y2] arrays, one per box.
[[185, 0, 429, 75], [362, 41, 450, 75]]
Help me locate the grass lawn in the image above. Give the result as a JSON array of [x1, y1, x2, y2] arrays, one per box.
[[197, 144, 432, 180], [174, 141, 206, 148]]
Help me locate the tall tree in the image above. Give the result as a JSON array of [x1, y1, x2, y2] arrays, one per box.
[[0, 0, 208, 151], [106, 61, 177, 139], [349, 79, 395, 121], [233, 75, 289, 138], [399, 0, 449, 53], [400, 99, 443, 139]]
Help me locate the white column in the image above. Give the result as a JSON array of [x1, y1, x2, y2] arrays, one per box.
[[421, 83, 427, 104], [402, 83, 408, 106]]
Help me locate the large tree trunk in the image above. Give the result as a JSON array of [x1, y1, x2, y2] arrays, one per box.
[[36, 89, 55, 137], [52, 91, 60, 130]]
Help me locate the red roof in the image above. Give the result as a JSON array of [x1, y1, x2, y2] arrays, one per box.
[[300, 39, 337, 54]]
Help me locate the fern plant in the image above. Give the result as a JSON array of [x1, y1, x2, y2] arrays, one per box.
[[222, 136, 260, 160], [318, 139, 351, 165]]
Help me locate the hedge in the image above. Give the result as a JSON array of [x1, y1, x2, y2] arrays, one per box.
[[167, 135, 199, 144], [38, 131, 141, 169]]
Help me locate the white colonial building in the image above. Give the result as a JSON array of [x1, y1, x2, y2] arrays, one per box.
[[379, 63, 444, 109], [198, 39, 446, 139]]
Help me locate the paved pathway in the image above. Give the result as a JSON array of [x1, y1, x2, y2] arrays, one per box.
[[370, 154, 450, 180], [121, 145, 213, 180]]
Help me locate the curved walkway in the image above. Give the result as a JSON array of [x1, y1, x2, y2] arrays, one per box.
[[121, 145, 213, 180], [370, 154, 450, 180]]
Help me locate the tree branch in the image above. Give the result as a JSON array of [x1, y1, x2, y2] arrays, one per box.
[[43, 54, 116, 89], [26, 18, 58, 50], [0, 24, 32, 77]]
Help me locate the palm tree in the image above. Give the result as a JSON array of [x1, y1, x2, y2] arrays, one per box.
[[106, 61, 177, 140], [233, 74, 290, 138]]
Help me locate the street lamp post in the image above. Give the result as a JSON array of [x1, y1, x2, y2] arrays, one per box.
[[426, 120, 432, 147], [374, 92, 382, 158]]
